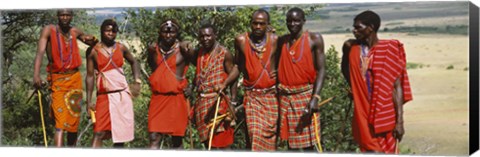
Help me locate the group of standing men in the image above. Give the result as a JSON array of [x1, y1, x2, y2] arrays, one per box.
[[33, 7, 412, 154]]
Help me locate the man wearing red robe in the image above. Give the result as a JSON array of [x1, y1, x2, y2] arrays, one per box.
[[277, 7, 326, 151], [192, 23, 239, 149], [341, 10, 413, 153], [146, 19, 193, 149], [33, 9, 97, 147], [234, 9, 280, 151], [85, 19, 141, 148]]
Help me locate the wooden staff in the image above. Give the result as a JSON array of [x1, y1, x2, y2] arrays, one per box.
[[208, 95, 222, 150], [395, 139, 400, 154], [37, 90, 48, 147]]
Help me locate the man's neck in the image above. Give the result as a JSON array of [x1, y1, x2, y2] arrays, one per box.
[[250, 33, 266, 44], [365, 34, 379, 48], [159, 40, 175, 51], [102, 40, 115, 47], [204, 42, 217, 54], [289, 29, 304, 43], [57, 24, 71, 35]]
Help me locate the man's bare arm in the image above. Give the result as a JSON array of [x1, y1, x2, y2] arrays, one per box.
[[147, 45, 157, 73], [33, 26, 51, 88], [122, 44, 140, 81], [85, 46, 96, 110], [73, 27, 97, 46], [341, 40, 354, 87], [308, 32, 326, 111], [222, 49, 240, 96], [393, 77, 405, 141]]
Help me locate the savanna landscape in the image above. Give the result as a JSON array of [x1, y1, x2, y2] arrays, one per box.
[[1, 1, 473, 156], [306, 1, 470, 156]]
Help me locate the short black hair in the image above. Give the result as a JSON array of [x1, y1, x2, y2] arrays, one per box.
[[354, 10, 381, 32], [286, 7, 305, 21], [251, 8, 270, 24], [100, 19, 119, 33], [57, 9, 73, 16], [199, 23, 216, 35]]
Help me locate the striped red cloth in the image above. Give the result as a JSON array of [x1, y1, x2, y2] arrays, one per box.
[[348, 39, 412, 153], [194, 45, 234, 148]]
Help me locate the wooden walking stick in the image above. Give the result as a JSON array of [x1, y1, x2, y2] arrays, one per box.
[[208, 95, 222, 150], [395, 139, 400, 154], [37, 90, 48, 147]]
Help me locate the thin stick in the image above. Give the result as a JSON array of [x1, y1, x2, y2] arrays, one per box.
[[395, 139, 400, 154], [208, 95, 221, 150], [37, 90, 48, 147], [317, 96, 335, 108], [313, 113, 322, 153]]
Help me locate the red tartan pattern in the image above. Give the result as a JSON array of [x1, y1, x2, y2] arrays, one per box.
[[195, 94, 232, 144], [279, 84, 320, 148], [244, 89, 278, 151], [196, 46, 228, 93]]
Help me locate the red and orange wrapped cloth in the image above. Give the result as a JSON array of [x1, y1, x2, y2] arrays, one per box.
[[47, 25, 83, 133]]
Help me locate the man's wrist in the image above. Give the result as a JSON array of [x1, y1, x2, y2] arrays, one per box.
[[134, 78, 142, 84]]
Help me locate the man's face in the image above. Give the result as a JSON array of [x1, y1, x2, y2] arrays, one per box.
[[286, 11, 305, 35], [101, 25, 117, 43], [159, 26, 178, 45], [57, 10, 73, 27], [198, 27, 216, 49], [352, 20, 373, 41], [250, 12, 268, 37]]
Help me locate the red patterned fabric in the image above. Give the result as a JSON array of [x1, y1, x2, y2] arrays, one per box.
[[148, 43, 189, 136], [278, 32, 320, 148], [194, 45, 234, 147], [47, 25, 81, 73], [243, 89, 278, 151], [242, 33, 278, 151], [349, 40, 412, 153]]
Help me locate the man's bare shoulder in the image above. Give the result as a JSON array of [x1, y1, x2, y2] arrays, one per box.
[[234, 33, 247, 44], [308, 32, 323, 41], [343, 39, 357, 48]]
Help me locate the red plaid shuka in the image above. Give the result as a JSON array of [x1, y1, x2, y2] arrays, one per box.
[[243, 88, 278, 151], [349, 39, 412, 153], [242, 33, 278, 151], [278, 31, 320, 149], [278, 84, 320, 149], [194, 45, 234, 148]]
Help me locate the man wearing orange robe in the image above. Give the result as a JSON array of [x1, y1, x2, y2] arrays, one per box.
[[341, 10, 413, 153], [234, 9, 280, 151], [33, 9, 97, 147], [86, 19, 141, 148], [147, 19, 193, 149], [277, 7, 326, 151], [192, 24, 239, 149]]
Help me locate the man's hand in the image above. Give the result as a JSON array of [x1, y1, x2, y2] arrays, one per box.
[[393, 122, 405, 142], [184, 84, 194, 98], [269, 70, 277, 80], [214, 83, 226, 93], [303, 97, 320, 116], [180, 41, 193, 53], [33, 75, 45, 89], [84, 35, 98, 47], [130, 82, 141, 98], [86, 102, 96, 118]]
